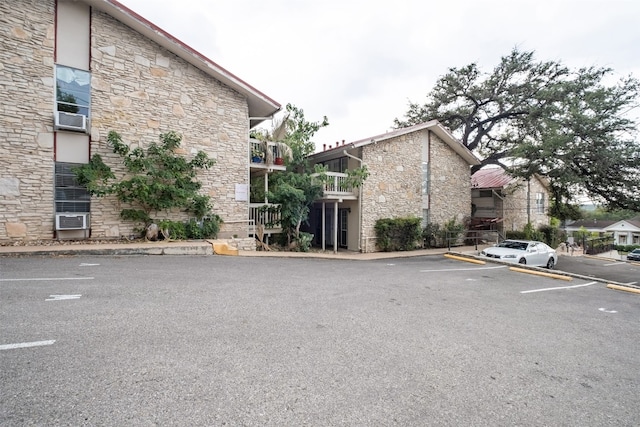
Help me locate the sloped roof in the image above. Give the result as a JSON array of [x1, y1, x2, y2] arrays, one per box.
[[83, 0, 280, 128], [311, 120, 480, 165], [472, 168, 551, 191], [604, 218, 640, 231], [471, 168, 515, 189]]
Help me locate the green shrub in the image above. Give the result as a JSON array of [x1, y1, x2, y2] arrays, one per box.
[[375, 217, 422, 251], [74, 130, 219, 236], [615, 244, 640, 253], [294, 232, 314, 252], [422, 222, 441, 248], [157, 220, 187, 240], [157, 215, 222, 240]]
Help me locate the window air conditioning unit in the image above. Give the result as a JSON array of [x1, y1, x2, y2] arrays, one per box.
[[55, 213, 90, 230], [54, 111, 88, 132]]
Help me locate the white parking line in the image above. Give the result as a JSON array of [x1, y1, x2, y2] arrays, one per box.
[[0, 340, 56, 351], [604, 262, 626, 267], [420, 266, 506, 272], [521, 281, 598, 294], [46, 294, 82, 301], [0, 277, 94, 282]]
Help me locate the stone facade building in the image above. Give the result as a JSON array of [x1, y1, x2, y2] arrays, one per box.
[[471, 168, 550, 234], [307, 121, 480, 253], [0, 0, 280, 243]]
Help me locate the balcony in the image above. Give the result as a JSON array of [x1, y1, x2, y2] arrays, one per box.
[[313, 171, 359, 201], [250, 139, 287, 171], [249, 203, 282, 234]]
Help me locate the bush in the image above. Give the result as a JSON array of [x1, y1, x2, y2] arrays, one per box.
[[422, 223, 441, 248], [294, 232, 314, 252], [375, 217, 422, 251], [615, 244, 640, 253], [156, 215, 222, 240], [421, 218, 467, 248], [74, 130, 220, 236], [157, 220, 187, 240]]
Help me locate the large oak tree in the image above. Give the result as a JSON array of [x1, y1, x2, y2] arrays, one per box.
[[394, 48, 640, 214]]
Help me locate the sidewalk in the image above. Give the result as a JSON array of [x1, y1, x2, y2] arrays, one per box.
[[0, 239, 485, 260], [0, 240, 214, 257]]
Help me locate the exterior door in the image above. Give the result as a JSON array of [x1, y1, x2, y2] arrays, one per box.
[[339, 208, 348, 248]]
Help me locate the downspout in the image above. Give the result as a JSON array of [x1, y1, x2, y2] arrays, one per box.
[[343, 149, 363, 252]]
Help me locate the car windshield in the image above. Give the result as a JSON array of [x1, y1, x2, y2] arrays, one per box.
[[497, 241, 529, 251]]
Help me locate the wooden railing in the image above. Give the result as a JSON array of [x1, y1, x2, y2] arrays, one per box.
[[249, 203, 282, 230], [312, 172, 358, 199]]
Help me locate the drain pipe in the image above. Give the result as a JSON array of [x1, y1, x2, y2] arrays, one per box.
[[343, 149, 363, 252]]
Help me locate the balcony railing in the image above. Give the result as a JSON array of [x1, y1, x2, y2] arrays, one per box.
[[249, 203, 282, 232], [312, 172, 359, 200], [249, 139, 287, 167]]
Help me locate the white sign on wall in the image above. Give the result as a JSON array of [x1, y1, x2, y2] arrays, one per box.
[[235, 183, 248, 201]]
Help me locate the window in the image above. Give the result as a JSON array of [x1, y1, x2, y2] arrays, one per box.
[[56, 65, 91, 117], [55, 162, 90, 213], [536, 192, 545, 214], [323, 157, 347, 173], [479, 190, 493, 198]]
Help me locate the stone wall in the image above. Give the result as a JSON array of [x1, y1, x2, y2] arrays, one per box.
[[360, 131, 423, 252], [428, 133, 473, 227], [0, 0, 56, 241], [359, 130, 473, 252], [89, 11, 250, 239], [0, 2, 253, 242], [503, 176, 550, 232]]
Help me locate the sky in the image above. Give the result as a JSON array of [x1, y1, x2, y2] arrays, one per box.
[[118, 0, 640, 152]]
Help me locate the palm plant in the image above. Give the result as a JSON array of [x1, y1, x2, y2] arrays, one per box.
[[255, 114, 293, 165]]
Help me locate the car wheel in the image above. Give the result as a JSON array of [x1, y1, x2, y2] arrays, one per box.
[[546, 258, 555, 269], [518, 257, 526, 265]]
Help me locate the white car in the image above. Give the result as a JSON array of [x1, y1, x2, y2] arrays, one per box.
[[480, 240, 558, 268]]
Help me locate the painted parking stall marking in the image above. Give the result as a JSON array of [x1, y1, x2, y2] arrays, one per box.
[[0, 277, 94, 282], [520, 281, 598, 294], [599, 307, 618, 313], [0, 340, 56, 351], [46, 294, 82, 301]]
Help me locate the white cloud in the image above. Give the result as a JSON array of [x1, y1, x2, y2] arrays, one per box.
[[119, 0, 640, 150]]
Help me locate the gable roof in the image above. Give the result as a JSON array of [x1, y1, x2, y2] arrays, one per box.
[[604, 218, 640, 231], [83, 0, 280, 128], [311, 120, 480, 165], [472, 168, 551, 191], [472, 168, 515, 189]]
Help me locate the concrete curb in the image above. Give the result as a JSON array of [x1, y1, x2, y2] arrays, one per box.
[[607, 284, 640, 294], [0, 242, 214, 257], [452, 251, 631, 287]]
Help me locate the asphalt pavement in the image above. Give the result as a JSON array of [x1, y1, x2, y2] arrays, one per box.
[[2, 254, 639, 426]]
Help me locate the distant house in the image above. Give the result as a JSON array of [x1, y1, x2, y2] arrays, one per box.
[[0, 0, 280, 243], [471, 168, 550, 234], [305, 121, 480, 253], [565, 218, 640, 246]]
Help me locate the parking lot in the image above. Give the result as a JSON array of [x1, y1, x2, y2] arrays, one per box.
[[554, 254, 640, 285], [1, 254, 639, 426]]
